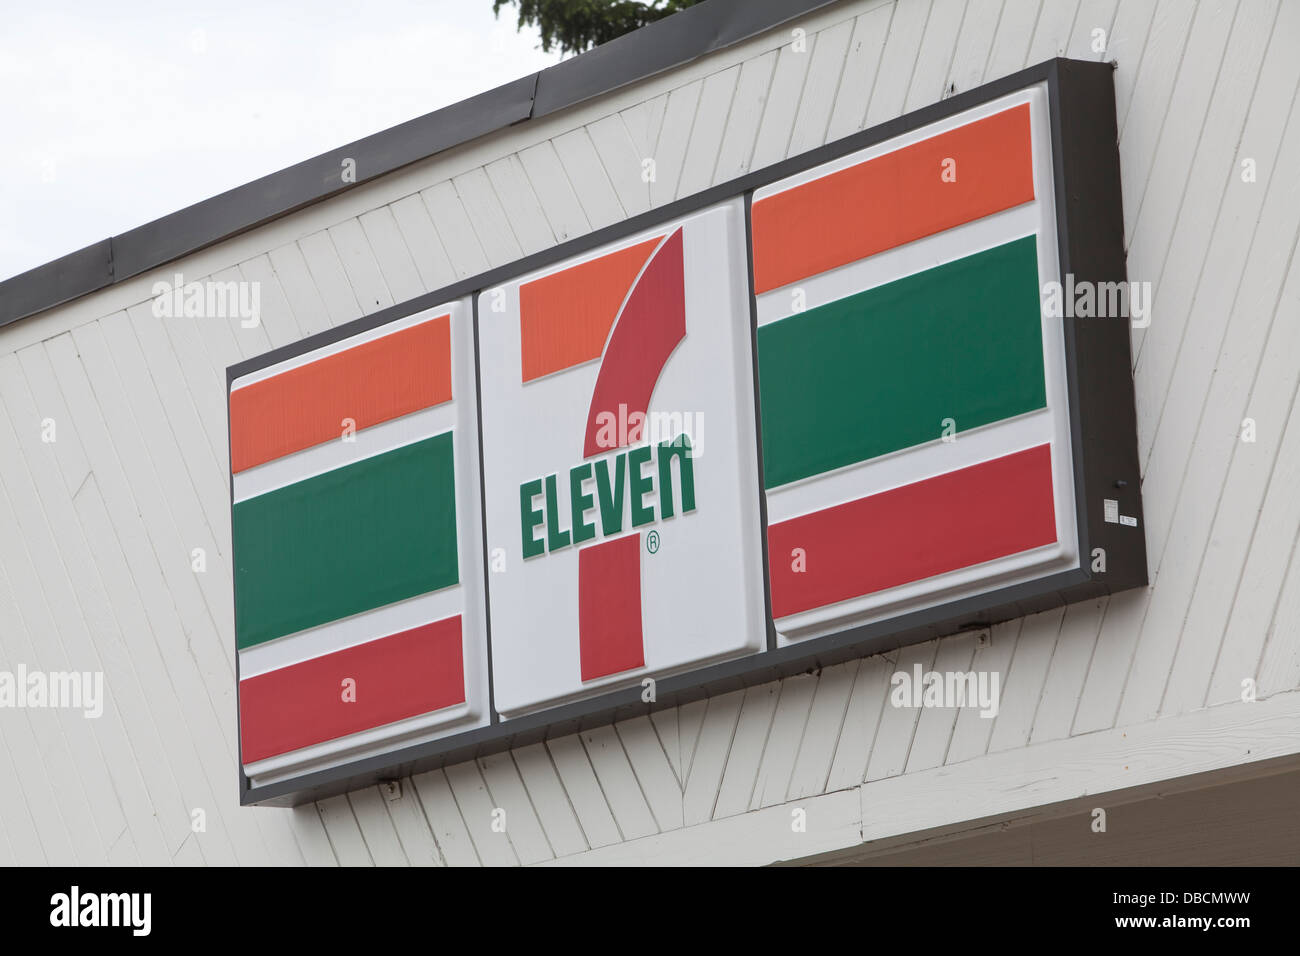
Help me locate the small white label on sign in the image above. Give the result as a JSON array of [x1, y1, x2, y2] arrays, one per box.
[[1104, 499, 1119, 524], [1120, 514, 1137, 527]]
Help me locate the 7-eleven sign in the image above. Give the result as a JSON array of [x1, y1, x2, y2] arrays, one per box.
[[479, 199, 767, 717]]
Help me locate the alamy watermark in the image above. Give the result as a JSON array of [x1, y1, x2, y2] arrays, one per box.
[[1042, 274, 1152, 328], [50, 886, 150, 936], [890, 663, 1000, 718], [0, 665, 103, 718], [151, 272, 261, 327], [591, 402, 705, 456]]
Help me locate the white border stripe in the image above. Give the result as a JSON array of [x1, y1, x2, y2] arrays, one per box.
[[775, 538, 1073, 641], [765, 409, 1056, 523], [245, 707, 476, 786], [232, 408, 455, 502], [238, 589, 465, 678], [754, 208, 1040, 326]]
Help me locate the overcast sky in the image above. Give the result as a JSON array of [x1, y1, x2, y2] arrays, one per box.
[[0, 0, 564, 281]]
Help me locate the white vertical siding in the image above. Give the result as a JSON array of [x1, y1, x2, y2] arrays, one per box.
[[1, 0, 1298, 865]]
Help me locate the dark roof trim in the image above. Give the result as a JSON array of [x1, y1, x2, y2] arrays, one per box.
[[532, 0, 833, 117], [0, 0, 839, 330]]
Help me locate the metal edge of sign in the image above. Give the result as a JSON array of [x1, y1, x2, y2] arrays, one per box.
[[470, 291, 502, 731], [1051, 59, 1148, 595], [742, 192, 779, 655], [231, 350, 250, 806], [231, 56, 1148, 807]]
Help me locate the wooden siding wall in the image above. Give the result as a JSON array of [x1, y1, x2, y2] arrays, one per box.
[[1, 0, 1298, 866]]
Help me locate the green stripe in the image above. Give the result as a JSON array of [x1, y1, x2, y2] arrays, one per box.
[[234, 432, 459, 649], [757, 235, 1046, 488]]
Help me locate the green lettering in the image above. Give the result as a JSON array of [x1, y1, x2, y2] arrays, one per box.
[[570, 462, 596, 544], [629, 445, 654, 528], [657, 435, 696, 518], [520, 478, 544, 558], [594, 454, 626, 535], [544, 473, 570, 552]]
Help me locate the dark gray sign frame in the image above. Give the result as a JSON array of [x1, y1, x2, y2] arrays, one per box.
[[229, 57, 1147, 807]]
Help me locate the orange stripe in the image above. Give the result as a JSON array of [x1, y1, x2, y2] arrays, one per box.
[[230, 315, 452, 473], [751, 104, 1035, 293], [519, 237, 660, 382]]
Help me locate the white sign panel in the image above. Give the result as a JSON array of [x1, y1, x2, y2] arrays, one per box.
[[478, 199, 767, 717]]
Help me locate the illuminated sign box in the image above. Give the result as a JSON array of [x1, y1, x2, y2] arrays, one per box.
[[753, 87, 1078, 644], [230, 300, 490, 791], [229, 59, 1146, 806]]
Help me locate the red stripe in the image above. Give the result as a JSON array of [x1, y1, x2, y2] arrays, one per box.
[[751, 104, 1035, 293], [573, 230, 681, 682], [578, 535, 645, 681], [583, 229, 686, 458], [239, 616, 465, 763], [768, 445, 1058, 618]]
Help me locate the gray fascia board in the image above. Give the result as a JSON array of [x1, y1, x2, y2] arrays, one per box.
[[531, 0, 840, 117], [0, 0, 838, 330], [0, 239, 113, 326], [109, 74, 539, 281]]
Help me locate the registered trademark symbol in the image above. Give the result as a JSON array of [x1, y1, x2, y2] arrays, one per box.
[[646, 530, 660, 554]]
